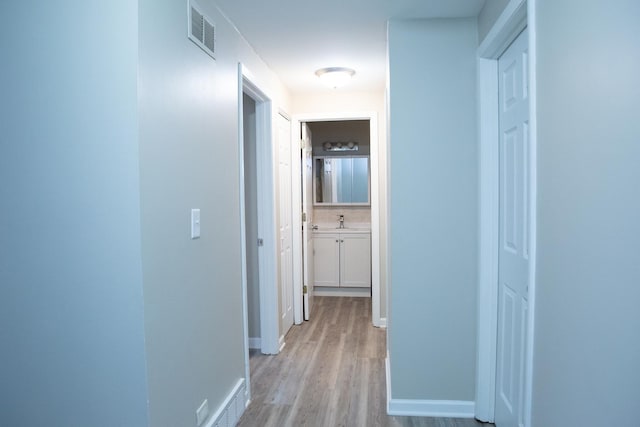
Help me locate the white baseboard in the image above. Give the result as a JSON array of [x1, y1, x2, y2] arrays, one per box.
[[248, 337, 261, 349], [204, 378, 247, 427], [278, 335, 286, 352], [378, 317, 387, 328], [388, 399, 475, 418], [314, 287, 371, 297], [386, 355, 474, 418]]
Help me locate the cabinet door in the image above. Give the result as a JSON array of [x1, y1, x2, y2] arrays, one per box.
[[340, 233, 371, 288], [313, 234, 340, 287]]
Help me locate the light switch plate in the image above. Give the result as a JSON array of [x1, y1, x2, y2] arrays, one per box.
[[191, 209, 201, 239]]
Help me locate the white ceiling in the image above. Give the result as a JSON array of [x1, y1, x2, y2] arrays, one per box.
[[214, 0, 485, 94]]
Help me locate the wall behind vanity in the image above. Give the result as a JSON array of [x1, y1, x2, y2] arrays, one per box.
[[308, 119, 372, 229], [313, 206, 371, 228], [308, 120, 370, 157], [307, 120, 373, 297]]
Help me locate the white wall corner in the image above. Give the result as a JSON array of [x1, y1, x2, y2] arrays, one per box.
[[386, 354, 474, 418], [204, 378, 247, 427], [248, 337, 261, 349]]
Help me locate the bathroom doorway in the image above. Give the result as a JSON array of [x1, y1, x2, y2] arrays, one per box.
[[291, 112, 383, 328]]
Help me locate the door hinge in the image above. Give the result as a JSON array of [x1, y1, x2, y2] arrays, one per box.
[[257, 238, 264, 247], [302, 212, 307, 222], [303, 285, 308, 294], [300, 139, 305, 150]]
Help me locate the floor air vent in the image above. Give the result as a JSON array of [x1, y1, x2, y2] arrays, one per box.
[[189, 0, 216, 60]]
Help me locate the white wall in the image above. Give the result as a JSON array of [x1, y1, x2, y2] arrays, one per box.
[[532, 1, 640, 425], [387, 18, 478, 401], [138, 0, 290, 425], [293, 90, 388, 318], [0, 2, 149, 426], [1, 0, 290, 425]]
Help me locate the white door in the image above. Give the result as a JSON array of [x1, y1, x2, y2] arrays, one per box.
[[495, 28, 529, 427], [301, 123, 315, 320], [278, 113, 294, 334]]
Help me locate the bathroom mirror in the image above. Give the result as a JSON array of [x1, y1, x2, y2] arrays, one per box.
[[313, 156, 370, 205]]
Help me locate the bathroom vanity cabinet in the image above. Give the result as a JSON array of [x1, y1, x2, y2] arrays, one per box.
[[312, 230, 371, 288]]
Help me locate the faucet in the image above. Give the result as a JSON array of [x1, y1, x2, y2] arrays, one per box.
[[338, 214, 345, 229]]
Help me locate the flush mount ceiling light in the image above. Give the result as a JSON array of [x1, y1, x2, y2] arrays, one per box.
[[315, 67, 356, 89]]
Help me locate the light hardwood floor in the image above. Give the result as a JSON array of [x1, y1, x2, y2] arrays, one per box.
[[237, 296, 491, 427]]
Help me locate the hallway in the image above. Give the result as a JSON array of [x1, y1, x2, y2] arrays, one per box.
[[238, 297, 489, 427]]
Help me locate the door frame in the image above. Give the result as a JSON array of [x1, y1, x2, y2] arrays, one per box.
[[475, 0, 538, 424], [291, 111, 382, 327], [238, 63, 281, 397]]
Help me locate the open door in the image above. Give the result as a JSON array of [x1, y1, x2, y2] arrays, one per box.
[[301, 123, 314, 320], [278, 113, 294, 335], [495, 28, 530, 427]]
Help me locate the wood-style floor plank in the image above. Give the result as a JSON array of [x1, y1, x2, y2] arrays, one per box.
[[237, 297, 491, 427]]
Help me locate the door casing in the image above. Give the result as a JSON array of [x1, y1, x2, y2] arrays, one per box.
[[475, 0, 538, 425], [238, 63, 281, 409], [301, 123, 314, 320]]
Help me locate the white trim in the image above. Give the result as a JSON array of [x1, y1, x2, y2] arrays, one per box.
[[248, 337, 261, 350], [369, 113, 381, 328], [384, 86, 391, 345], [237, 64, 251, 403], [291, 117, 303, 325], [291, 112, 382, 328], [378, 317, 387, 328], [388, 399, 475, 418], [475, 1, 537, 426], [524, 2, 538, 425], [278, 334, 286, 352], [313, 287, 371, 297], [203, 378, 247, 427], [239, 64, 280, 358], [278, 108, 291, 121]]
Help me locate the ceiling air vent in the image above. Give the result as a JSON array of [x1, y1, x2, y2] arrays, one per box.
[[188, 0, 216, 60]]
